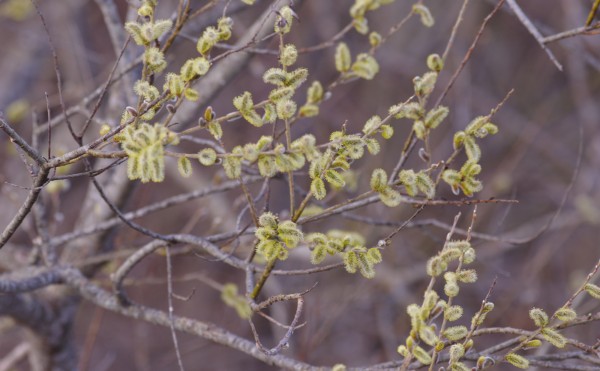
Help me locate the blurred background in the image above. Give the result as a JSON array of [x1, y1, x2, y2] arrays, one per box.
[[0, 0, 599, 369]]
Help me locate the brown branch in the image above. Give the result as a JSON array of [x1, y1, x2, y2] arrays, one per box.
[[434, 0, 508, 107], [0, 168, 49, 249], [505, 0, 563, 71], [0, 267, 63, 293], [542, 23, 600, 44], [249, 297, 305, 356], [61, 267, 318, 370], [0, 118, 46, 166]]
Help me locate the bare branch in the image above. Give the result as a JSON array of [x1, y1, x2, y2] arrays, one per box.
[[505, 0, 563, 71]]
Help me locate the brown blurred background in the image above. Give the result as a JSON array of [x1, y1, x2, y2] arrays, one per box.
[[0, 0, 599, 370]]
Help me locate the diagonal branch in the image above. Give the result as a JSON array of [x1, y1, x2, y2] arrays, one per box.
[[60, 267, 318, 370], [505, 0, 563, 71]]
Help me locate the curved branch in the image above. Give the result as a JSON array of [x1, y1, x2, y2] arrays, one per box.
[[61, 267, 319, 370]]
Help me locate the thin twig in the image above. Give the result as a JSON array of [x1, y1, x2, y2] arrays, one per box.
[[0, 118, 46, 165], [165, 245, 185, 371], [434, 0, 508, 107], [0, 168, 49, 249], [505, 0, 563, 71], [442, 0, 470, 62], [542, 23, 600, 44], [249, 297, 304, 356]]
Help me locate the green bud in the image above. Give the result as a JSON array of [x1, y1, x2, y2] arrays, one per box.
[[444, 305, 463, 322], [177, 157, 192, 178], [529, 307, 549, 328], [413, 4, 434, 27], [194, 57, 211, 76], [379, 187, 402, 207], [541, 327, 567, 348], [311, 178, 326, 200], [335, 43, 352, 72], [276, 99, 297, 120], [258, 212, 278, 229], [463, 136, 481, 162], [306, 81, 324, 103], [449, 343, 465, 363], [426, 53, 444, 72], [424, 106, 449, 129], [413, 71, 437, 98], [419, 325, 438, 346], [444, 280, 460, 297], [426, 256, 447, 277], [523, 339, 542, 349], [299, 104, 319, 117], [442, 325, 468, 341], [505, 353, 529, 369], [412, 345, 432, 365], [369, 31, 382, 47], [456, 269, 478, 283], [397, 345, 409, 357], [280, 44, 298, 67], [370, 169, 388, 192], [233, 91, 254, 113], [274, 6, 294, 34], [351, 53, 379, 80], [285, 68, 308, 88], [554, 307, 577, 322], [269, 86, 294, 102], [363, 115, 382, 135], [477, 356, 495, 370], [585, 283, 600, 299], [380, 124, 394, 139], [263, 68, 287, 86], [453, 131, 466, 149]]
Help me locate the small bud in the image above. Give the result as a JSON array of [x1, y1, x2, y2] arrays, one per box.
[[198, 148, 217, 166], [505, 353, 529, 369], [194, 57, 211, 76], [311, 178, 326, 200], [442, 325, 468, 341], [584, 283, 600, 299], [476, 356, 495, 370], [426, 256, 447, 277], [414, 71, 437, 97], [554, 306, 577, 322], [369, 31, 382, 47], [444, 281, 459, 297], [523, 339, 542, 349], [362, 115, 382, 135], [449, 343, 464, 363], [413, 4, 434, 27], [529, 307, 549, 328], [464, 339, 474, 350], [456, 269, 478, 283], [482, 301, 495, 313], [380, 124, 394, 139], [99, 124, 111, 136], [280, 44, 298, 67], [444, 305, 463, 322], [541, 327, 566, 348], [426, 53, 444, 72], [177, 157, 192, 178], [351, 53, 379, 80], [418, 147, 430, 162], [276, 99, 297, 120], [397, 345, 409, 358], [425, 106, 449, 129], [411, 345, 432, 365], [126, 106, 138, 117]]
